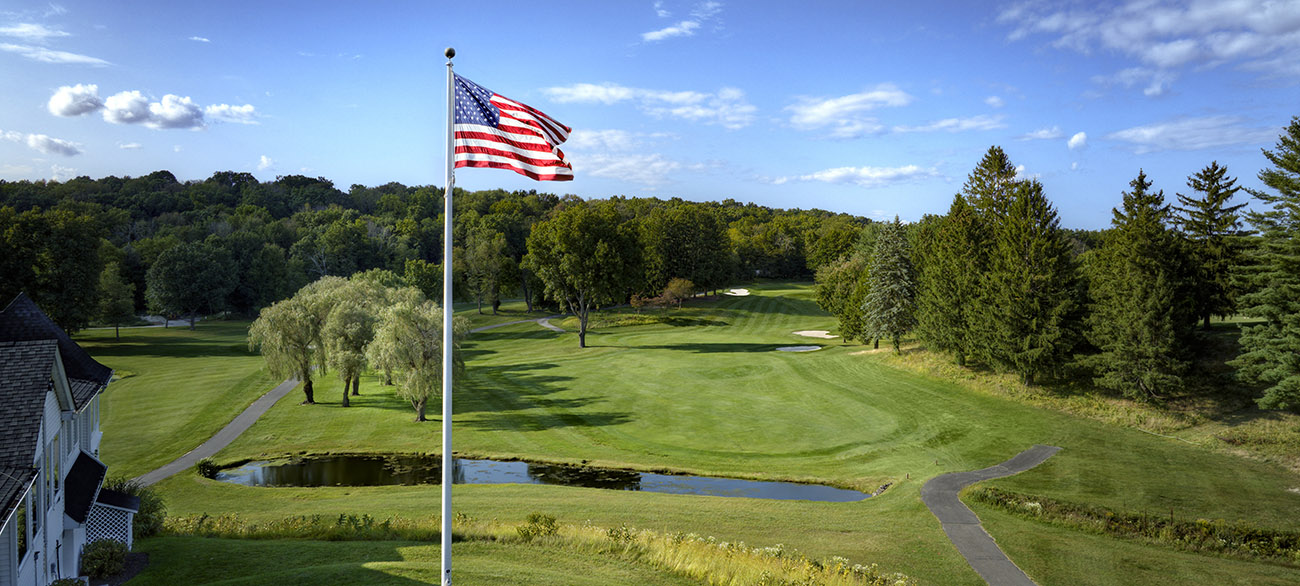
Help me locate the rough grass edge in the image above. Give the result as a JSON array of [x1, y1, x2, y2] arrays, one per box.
[[966, 486, 1300, 566], [161, 512, 917, 586]]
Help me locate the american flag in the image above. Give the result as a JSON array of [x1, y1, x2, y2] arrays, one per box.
[[453, 74, 573, 181]]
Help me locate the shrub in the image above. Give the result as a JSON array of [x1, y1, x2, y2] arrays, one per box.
[[51, 579, 86, 586], [195, 458, 220, 479], [80, 539, 126, 578], [516, 512, 558, 541], [100, 476, 166, 538]]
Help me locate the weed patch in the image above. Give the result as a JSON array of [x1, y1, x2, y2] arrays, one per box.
[[968, 487, 1300, 565]]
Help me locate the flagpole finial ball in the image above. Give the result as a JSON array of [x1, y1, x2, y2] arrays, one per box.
[[444, 47, 456, 59]]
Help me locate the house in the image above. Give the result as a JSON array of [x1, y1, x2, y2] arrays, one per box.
[[0, 293, 138, 586]]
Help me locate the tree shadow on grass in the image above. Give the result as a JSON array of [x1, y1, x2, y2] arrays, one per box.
[[634, 342, 783, 353], [454, 363, 632, 431]]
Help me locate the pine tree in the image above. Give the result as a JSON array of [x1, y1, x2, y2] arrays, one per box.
[[963, 145, 1020, 218], [1230, 117, 1300, 412], [979, 181, 1080, 384], [961, 146, 1022, 368], [915, 195, 985, 365], [1084, 170, 1195, 400], [862, 217, 916, 353], [1174, 161, 1248, 329]]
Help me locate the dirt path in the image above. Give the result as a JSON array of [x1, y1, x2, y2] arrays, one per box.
[[921, 445, 1061, 586]]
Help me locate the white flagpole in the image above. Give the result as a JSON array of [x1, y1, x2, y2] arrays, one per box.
[[441, 46, 456, 586]]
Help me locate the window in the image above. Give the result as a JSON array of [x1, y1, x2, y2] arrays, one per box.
[[16, 493, 28, 560], [31, 464, 42, 535], [50, 432, 60, 493]]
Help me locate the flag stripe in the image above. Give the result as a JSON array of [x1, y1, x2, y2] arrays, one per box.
[[455, 153, 573, 181], [452, 73, 572, 182]]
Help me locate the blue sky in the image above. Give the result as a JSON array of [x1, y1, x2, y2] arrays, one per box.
[[2, 0, 1297, 229]]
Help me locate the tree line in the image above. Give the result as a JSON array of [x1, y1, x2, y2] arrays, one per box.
[[0, 171, 869, 335], [814, 118, 1300, 413]]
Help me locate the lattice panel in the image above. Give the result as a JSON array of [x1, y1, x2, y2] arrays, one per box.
[[85, 503, 134, 549]]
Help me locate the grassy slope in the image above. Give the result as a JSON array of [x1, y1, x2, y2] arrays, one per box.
[[129, 537, 704, 586], [77, 321, 277, 478], [113, 284, 1300, 585]]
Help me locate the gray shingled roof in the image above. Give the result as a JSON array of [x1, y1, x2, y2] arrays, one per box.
[[0, 466, 37, 531], [0, 293, 112, 411], [0, 340, 57, 468]]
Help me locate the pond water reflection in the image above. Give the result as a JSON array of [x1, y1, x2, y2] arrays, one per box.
[[214, 455, 869, 502]]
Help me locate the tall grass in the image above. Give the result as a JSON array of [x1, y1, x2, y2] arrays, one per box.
[[162, 512, 916, 586]]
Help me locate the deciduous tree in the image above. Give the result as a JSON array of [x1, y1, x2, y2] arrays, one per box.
[[97, 262, 136, 340], [524, 202, 640, 348], [366, 300, 469, 421]]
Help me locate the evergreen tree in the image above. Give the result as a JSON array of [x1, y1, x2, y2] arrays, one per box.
[[862, 217, 916, 353], [960, 145, 1021, 368], [1230, 117, 1300, 412], [1174, 161, 1248, 328], [962, 145, 1020, 217], [1084, 171, 1194, 400], [915, 195, 984, 365], [979, 181, 1080, 384]]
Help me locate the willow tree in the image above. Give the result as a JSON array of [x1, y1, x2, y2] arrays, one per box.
[[366, 300, 469, 421], [248, 294, 322, 404]]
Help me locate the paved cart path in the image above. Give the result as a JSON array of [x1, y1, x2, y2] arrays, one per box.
[[134, 316, 565, 486], [921, 445, 1062, 586], [133, 376, 300, 486]]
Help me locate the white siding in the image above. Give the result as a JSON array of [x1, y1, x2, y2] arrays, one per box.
[[0, 515, 14, 586]]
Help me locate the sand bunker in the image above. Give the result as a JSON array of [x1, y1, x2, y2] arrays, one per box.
[[793, 330, 838, 339], [776, 345, 821, 352], [725, 288, 751, 296]]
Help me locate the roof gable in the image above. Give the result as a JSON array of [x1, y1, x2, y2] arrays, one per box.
[[0, 292, 112, 410], [0, 340, 57, 468]]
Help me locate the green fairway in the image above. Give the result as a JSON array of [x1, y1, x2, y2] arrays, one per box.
[[98, 283, 1300, 585], [77, 320, 278, 478]]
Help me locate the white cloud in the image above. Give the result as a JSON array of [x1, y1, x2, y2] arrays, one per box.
[[0, 23, 70, 41], [544, 82, 755, 129], [1000, 0, 1300, 91], [0, 43, 109, 65], [48, 83, 102, 116], [1018, 126, 1063, 140], [893, 114, 1005, 133], [50, 164, 76, 181], [1071, 161, 1080, 171], [567, 129, 642, 151], [643, 20, 700, 42], [45, 4, 68, 17], [102, 90, 151, 124], [0, 163, 35, 176], [1, 128, 82, 156], [189, 36, 210, 43], [641, 1, 722, 42], [205, 103, 258, 124], [543, 83, 638, 104], [653, 1, 670, 17], [257, 155, 273, 170], [1092, 67, 1176, 96], [58, 86, 252, 130], [118, 142, 141, 150], [786, 84, 912, 138], [26, 133, 81, 156], [173, 145, 182, 152], [148, 95, 204, 129], [985, 95, 1005, 108], [579, 153, 682, 186], [1068, 131, 1088, 150], [775, 165, 940, 189], [1106, 116, 1278, 153]]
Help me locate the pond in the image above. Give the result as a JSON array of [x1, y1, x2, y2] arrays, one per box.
[[214, 455, 870, 502]]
